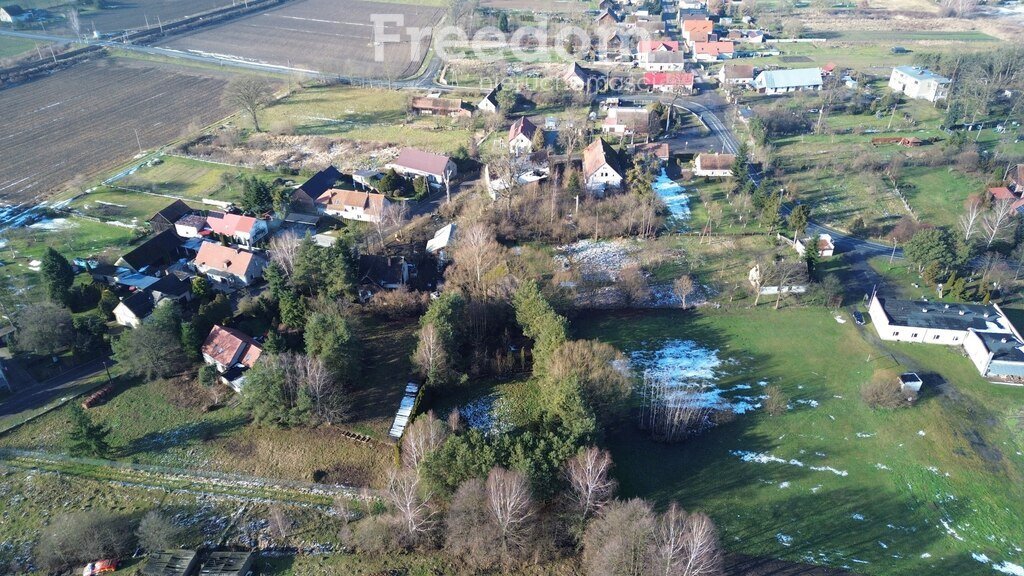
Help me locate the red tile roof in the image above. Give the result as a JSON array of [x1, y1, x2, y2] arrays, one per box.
[[694, 41, 734, 57], [637, 39, 679, 52], [207, 213, 259, 236], [195, 243, 258, 277], [509, 116, 538, 142], [644, 72, 694, 87], [202, 325, 262, 368], [583, 138, 622, 181], [683, 19, 713, 34], [989, 187, 1016, 201], [316, 189, 386, 218]]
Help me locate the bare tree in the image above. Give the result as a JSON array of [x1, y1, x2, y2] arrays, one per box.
[[401, 410, 448, 468], [673, 275, 696, 308], [446, 478, 501, 569], [583, 498, 656, 576], [940, 0, 978, 17], [566, 447, 617, 522], [269, 230, 302, 277], [652, 503, 689, 576], [982, 198, 1015, 247], [225, 76, 274, 132], [486, 467, 536, 564], [679, 513, 723, 576], [277, 353, 347, 424], [268, 506, 292, 540], [450, 222, 503, 296], [639, 372, 717, 443], [66, 8, 81, 37], [413, 323, 449, 384], [374, 200, 409, 250], [385, 468, 437, 546], [773, 260, 805, 310], [958, 194, 983, 242]]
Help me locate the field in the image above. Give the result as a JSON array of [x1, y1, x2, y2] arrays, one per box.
[[58, 0, 232, 35], [574, 308, 1024, 576], [0, 35, 37, 60], [478, 0, 596, 12], [112, 155, 277, 205], [0, 57, 235, 205], [162, 0, 444, 78]]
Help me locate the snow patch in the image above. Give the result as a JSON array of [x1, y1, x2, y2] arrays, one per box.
[[731, 451, 848, 476], [778, 481, 791, 489], [653, 169, 690, 227], [852, 513, 865, 521], [776, 533, 793, 546], [918, 430, 927, 436], [856, 432, 875, 438]]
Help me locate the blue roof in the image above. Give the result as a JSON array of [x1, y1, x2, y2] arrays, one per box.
[[893, 66, 951, 84], [755, 67, 822, 89]]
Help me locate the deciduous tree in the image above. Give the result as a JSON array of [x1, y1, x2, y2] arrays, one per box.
[[225, 76, 274, 132]]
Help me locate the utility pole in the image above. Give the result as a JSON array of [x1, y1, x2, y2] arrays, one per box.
[[133, 128, 143, 156]]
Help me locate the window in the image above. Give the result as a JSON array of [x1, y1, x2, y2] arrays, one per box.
[[892, 332, 899, 337], [912, 333, 918, 338], [934, 335, 941, 340]]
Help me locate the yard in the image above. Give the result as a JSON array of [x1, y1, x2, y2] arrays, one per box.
[[113, 155, 277, 205], [573, 307, 1024, 576]]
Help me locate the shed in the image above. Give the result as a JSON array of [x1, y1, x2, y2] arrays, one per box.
[[899, 372, 923, 395], [140, 550, 199, 576], [198, 551, 254, 576]]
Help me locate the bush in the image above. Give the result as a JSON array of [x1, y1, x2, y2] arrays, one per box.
[[136, 511, 182, 552], [862, 369, 914, 409], [36, 512, 135, 573], [763, 385, 788, 416]]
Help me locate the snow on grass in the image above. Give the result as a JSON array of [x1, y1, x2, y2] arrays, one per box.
[[941, 518, 966, 541], [27, 217, 76, 231], [653, 169, 690, 228], [856, 432, 875, 438], [794, 399, 820, 408], [976, 554, 994, 563], [918, 430, 927, 436], [778, 481, 791, 489], [776, 533, 794, 546], [852, 513, 865, 521], [876, 463, 892, 471], [921, 553, 932, 559], [460, 394, 511, 435], [731, 451, 849, 476], [994, 562, 1024, 575]]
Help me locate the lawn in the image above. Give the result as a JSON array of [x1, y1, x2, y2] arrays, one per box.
[[900, 165, 987, 228], [115, 155, 273, 204], [573, 307, 1024, 576], [0, 35, 37, 59], [67, 186, 183, 227]]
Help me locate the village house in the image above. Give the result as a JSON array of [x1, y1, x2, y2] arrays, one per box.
[[681, 18, 713, 42], [635, 40, 680, 64], [202, 324, 263, 390], [988, 187, 1024, 216], [693, 153, 735, 177], [642, 50, 687, 71], [582, 138, 625, 194], [631, 141, 671, 164], [410, 96, 472, 118], [316, 189, 389, 223], [594, 8, 620, 26], [291, 166, 342, 214], [869, 294, 1024, 379], [112, 291, 156, 328], [0, 5, 29, 23], [206, 212, 269, 247], [359, 255, 412, 291], [727, 29, 765, 43], [644, 71, 695, 94], [692, 41, 734, 62], [193, 242, 264, 288], [753, 67, 823, 94], [148, 200, 194, 234], [174, 214, 208, 238], [386, 148, 457, 188], [1008, 164, 1024, 195], [793, 233, 835, 258], [478, 85, 500, 114], [718, 64, 755, 86], [426, 223, 456, 262], [508, 116, 538, 156], [888, 66, 951, 103], [116, 229, 186, 274], [563, 62, 603, 92], [602, 106, 653, 138], [486, 150, 550, 199]]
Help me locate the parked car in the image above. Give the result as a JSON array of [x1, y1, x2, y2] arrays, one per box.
[[83, 559, 117, 576], [853, 310, 865, 325]]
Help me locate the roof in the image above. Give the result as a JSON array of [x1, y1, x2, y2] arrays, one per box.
[[141, 550, 199, 576], [202, 325, 262, 368], [722, 64, 755, 79], [120, 229, 183, 271], [509, 116, 538, 142], [411, 96, 468, 114], [874, 297, 1016, 333], [696, 153, 736, 171], [2, 5, 25, 15], [637, 39, 679, 52], [118, 290, 155, 319], [390, 148, 452, 176], [604, 107, 652, 133], [583, 138, 623, 181], [149, 274, 191, 298], [989, 187, 1016, 201], [427, 223, 456, 253], [644, 71, 694, 86], [198, 551, 254, 576], [175, 214, 208, 230], [893, 66, 951, 84], [207, 212, 261, 236], [647, 50, 686, 64], [316, 189, 386, 218], [594, 8, 619, 23], [359, 254, 407, 287], [633, 141, 670, 160], [1011, 164, 1024, 186], [682, 18, 713, 34], [296, 166, 342, 202], [564, 62, 600, 84], [479, 84, 500, 108], [149, 200, 193, 227], [755, 67, 822, 89], [975, 331, 1024, 364], [898, 372, 923, 385], [694, 41, 734, 57], [194, 242, 258, 277]]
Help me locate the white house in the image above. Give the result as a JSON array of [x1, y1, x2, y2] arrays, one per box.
[[386, 148, 457, 188], [753, 68, 823, 94], [508, 116, 538, 156], [718, 64, 755, 86], [602, 107, 652, 137], [174, 214, 208, 238], [478, 85, 500, 114], [793, 233, 835, 258], [0, 5, 29, 23], [693, 153, 735, 177], [634, 39, 680, 64], [316, 189, 389, 223], [112, 291, 155, 328], [964, 330, 1024, 379], [205, 213, 269, 247], [888, 66, 951, 103], [642, 50, 687, 72], [582, 138, 624, 195], [193, 242, 264, 288]]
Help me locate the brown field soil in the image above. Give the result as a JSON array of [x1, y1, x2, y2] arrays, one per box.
[[73, 0, 232, 35], [162, 0, 444, 78], [0, 57, 235, 205]]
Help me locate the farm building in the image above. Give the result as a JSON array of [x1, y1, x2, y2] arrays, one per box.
[[602, 107, 653, 137], [693, 153, 735, 177], [478, 85, 500, 114], [582, 138, 625, 195], [174, 214, 208, 238], [292, 166, 342, 213], [410, 96, 472, 118], [193, 243, 264, 288], [316, 189, 389, 223], [509, 116, 538, 155], [753, 68, 822, 94], [644, 71, 695, 93], [116, 229, 187, 274], [632, 141, 671, 163], [206, 212, 269, 247], [718, 64, 755, 86], [888, 66, 951, 103], [140, 550, 199, 576], [148, 200, 194, 234], [202, 325, 263, 389], [198, 551, 255, 576], [869, 295, 1024, 378], [386, 148, 457, 188]]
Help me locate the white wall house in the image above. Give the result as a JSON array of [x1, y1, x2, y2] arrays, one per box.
[[753, 68, 822, 95], [888, 66, 951, 103], [582, 138, 624, 194]]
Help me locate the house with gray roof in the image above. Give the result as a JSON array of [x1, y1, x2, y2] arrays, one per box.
[[888, 66, 951, 103], [753, 67, 822, 95]]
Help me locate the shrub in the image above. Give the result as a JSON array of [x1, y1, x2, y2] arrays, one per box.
[[36, 512, 134, 573], [862, 369, 914, 409], [763, 385, 788, 416]]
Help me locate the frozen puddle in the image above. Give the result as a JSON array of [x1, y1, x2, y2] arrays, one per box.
[[631, 340, 760, 413], [653, 169, 690, 228]]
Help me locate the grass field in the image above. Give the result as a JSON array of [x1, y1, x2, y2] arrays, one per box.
[[0, 35, 37, 59], [67, 186, 184, 227], [574, 307, 1024, 576], [115, 155, 274, 204]]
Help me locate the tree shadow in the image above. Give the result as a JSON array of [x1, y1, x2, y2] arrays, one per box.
[[116, 413, 249, 458]]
